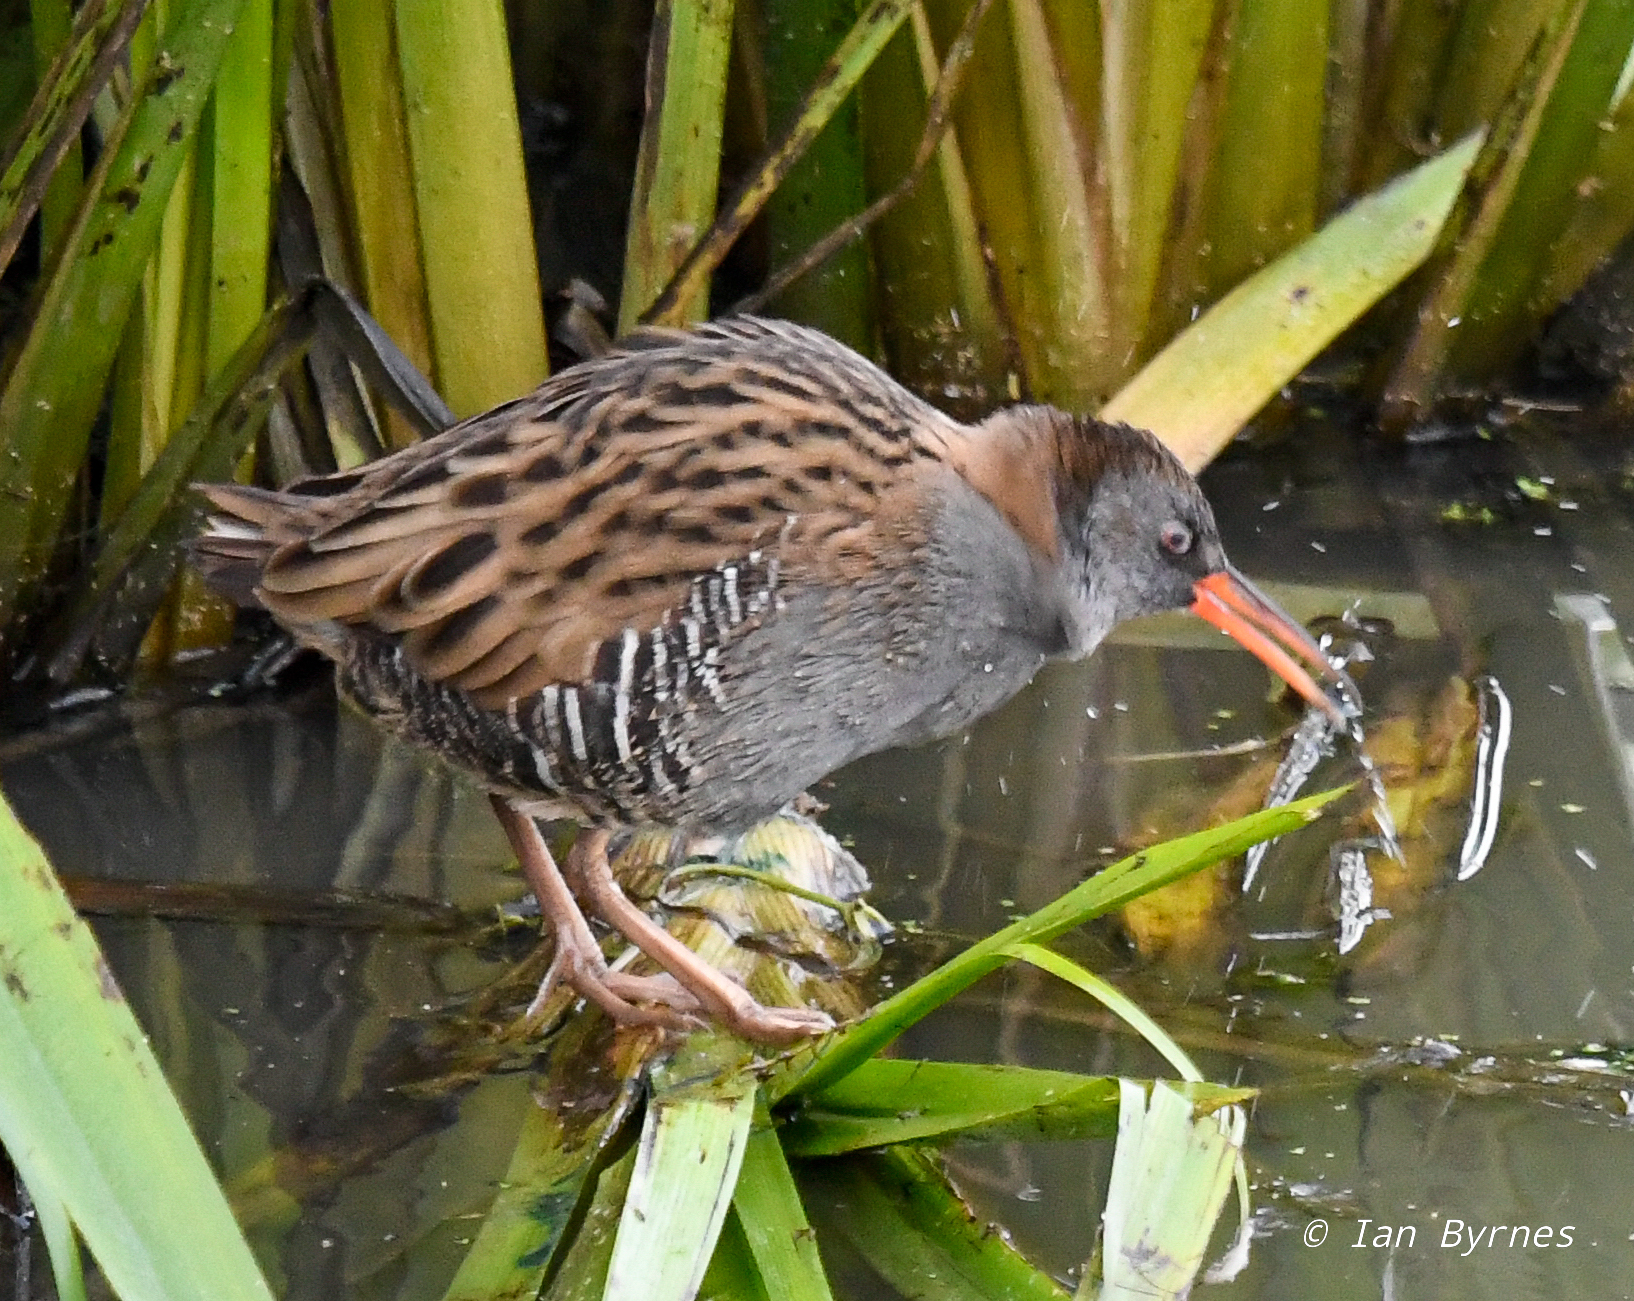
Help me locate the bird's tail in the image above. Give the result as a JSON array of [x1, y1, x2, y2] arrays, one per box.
[[188, 483, 307, 607]]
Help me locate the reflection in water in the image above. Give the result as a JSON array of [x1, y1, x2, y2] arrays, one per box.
[[5, 417, 1634, 1298], [1457, 674, 1513, 881]]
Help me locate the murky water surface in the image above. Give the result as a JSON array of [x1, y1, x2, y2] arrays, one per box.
[[6, 415, 1634, 1298]]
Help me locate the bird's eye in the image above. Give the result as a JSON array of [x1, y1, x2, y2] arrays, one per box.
[[1159, 520, 1194, 556]]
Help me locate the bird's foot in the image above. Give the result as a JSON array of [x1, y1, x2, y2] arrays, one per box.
[[494, 797, 702, 1032], [568, 828, 836, 1046], [526, 942, 704, 1032], [494, 798, 830, 1042]]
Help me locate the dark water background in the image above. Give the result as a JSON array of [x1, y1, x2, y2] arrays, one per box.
[[5, 412, 1634, 1299]]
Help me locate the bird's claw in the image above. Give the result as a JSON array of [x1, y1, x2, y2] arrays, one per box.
[[497, 800, 831, 1044], [527, 944, 704, 1032]]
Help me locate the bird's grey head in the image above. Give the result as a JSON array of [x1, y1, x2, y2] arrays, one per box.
[[1049, 417, 1226, 656]]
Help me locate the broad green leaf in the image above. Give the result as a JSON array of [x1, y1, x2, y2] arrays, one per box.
[[731, 1128, 835, 1301], [0, 792, 274, 1301], [0, 0, 252, 631], [802, 1147, 1068, 1301], [783, 1059, 1250, 1156]]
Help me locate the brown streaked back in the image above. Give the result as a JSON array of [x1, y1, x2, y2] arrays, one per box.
[[197, 318, 992, 706]]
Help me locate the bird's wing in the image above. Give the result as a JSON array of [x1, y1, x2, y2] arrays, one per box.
[[245, 318, 959, 707]]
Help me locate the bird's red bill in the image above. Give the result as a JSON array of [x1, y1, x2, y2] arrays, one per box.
[[1191, 568, 1360, 725]]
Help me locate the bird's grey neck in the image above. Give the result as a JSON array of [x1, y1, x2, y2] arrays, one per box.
[[925, 470, 1077, 663]]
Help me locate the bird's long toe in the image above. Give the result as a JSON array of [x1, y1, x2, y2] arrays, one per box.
[[530, 940, 701, 1032], [568, 829, 834, 1046], [600, 969, 703, 1014], [495, 796, 701, 1031]]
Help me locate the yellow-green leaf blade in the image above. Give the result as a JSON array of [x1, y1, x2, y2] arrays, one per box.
[[0, 792, 274, 1301], [395, 0, 547, 415], [1103, 135, 1481, 470]]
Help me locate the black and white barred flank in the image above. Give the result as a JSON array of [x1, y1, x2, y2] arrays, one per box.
[[344, 548, 782, 825]]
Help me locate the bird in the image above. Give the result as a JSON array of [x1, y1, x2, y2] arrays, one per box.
[[191, 316, 1360, 1044]]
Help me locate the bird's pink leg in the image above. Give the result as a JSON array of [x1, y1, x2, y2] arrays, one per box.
[[566, 828, 835, 1045], [491, 797, 701, 1030]]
